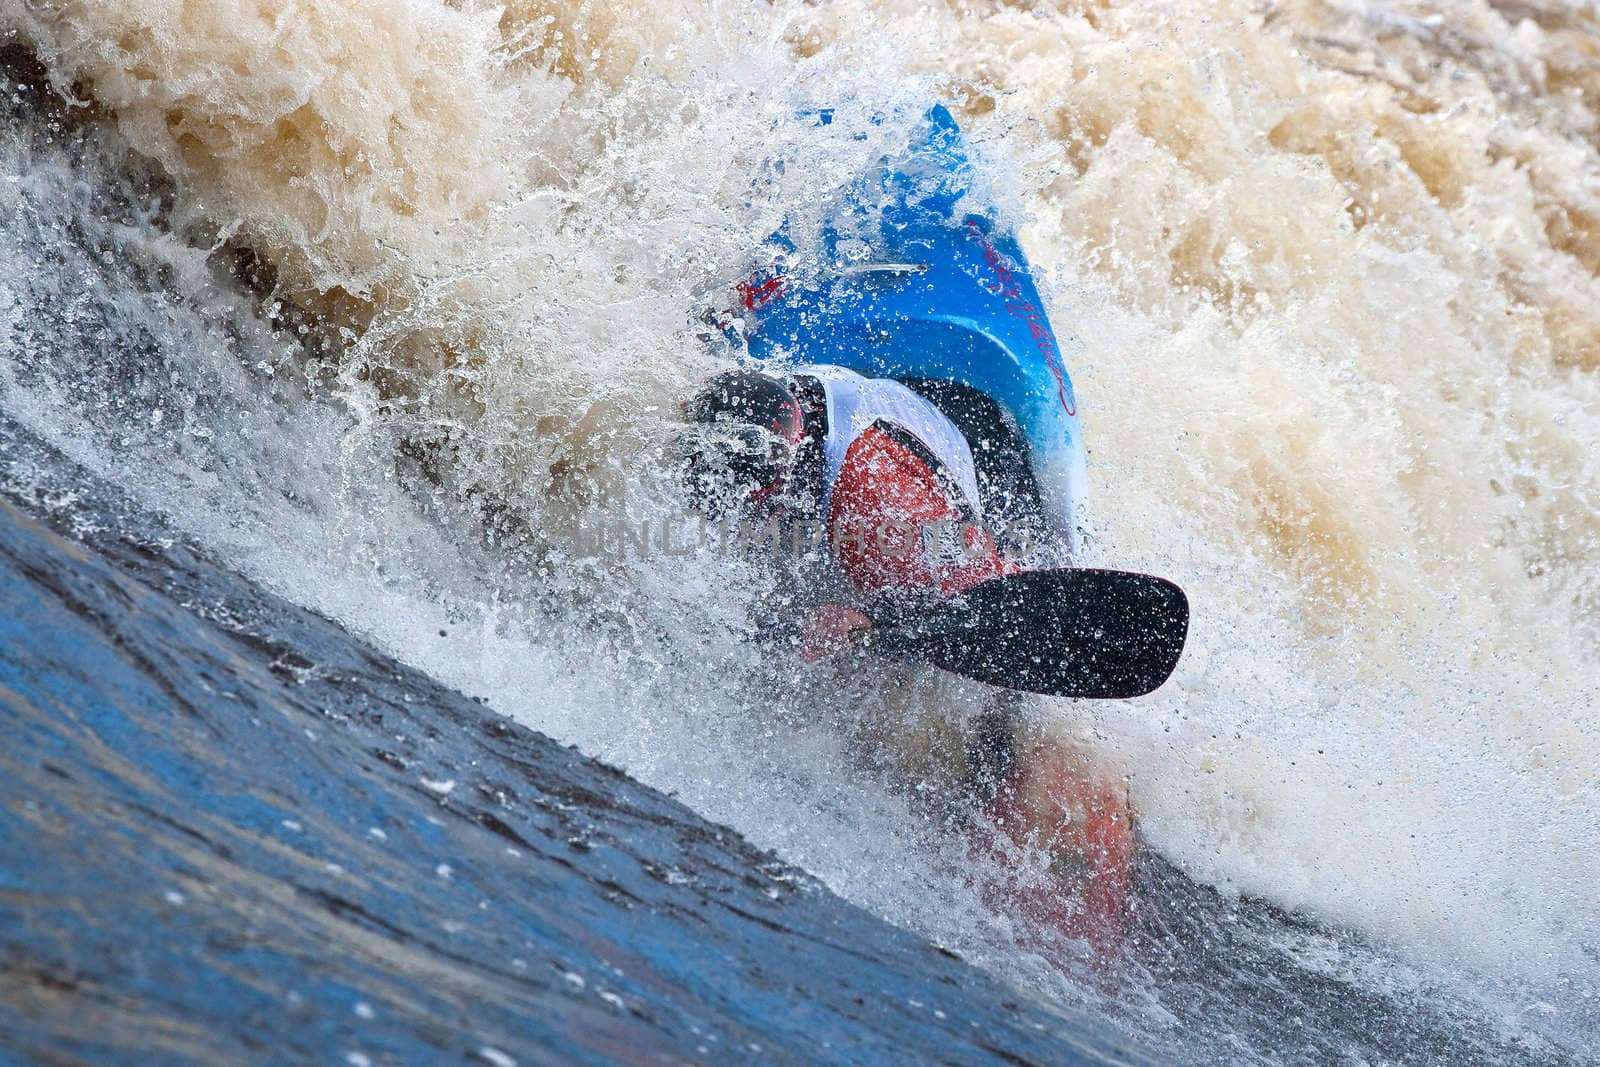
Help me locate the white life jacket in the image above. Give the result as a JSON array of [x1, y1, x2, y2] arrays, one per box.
[[791, 364, 983, 521]]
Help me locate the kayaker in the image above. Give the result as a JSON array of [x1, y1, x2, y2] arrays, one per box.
[[679, 364, 1135, 957]]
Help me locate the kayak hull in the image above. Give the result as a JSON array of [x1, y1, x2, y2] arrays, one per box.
[[743, 105, 1089, 555]]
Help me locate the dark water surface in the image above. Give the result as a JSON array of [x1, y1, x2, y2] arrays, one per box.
[[0, 421, 1153, 1066]]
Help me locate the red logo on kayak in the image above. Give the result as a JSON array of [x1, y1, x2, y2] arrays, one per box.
[[965, 218, 1076, 417], [738, 269, 787, 311]]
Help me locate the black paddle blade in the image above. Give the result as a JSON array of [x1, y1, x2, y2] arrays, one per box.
[[882, 569, 1189, 699]]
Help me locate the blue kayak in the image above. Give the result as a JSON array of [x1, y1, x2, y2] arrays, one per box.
[[740, 105, 1089, 555]]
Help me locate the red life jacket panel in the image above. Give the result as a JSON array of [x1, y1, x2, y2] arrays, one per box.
[[826, 422, 1020, 602]]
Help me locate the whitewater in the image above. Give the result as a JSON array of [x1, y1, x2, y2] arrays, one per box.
[[2, 0, 1597, 1060]]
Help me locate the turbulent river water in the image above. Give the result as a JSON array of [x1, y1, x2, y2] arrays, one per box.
[[2, 1, 1598, 1061]]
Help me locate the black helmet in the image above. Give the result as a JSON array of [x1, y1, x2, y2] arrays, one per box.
[[681, 369, 803, 515]]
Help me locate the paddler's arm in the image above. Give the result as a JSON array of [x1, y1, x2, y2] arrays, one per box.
[[798, 604, 873, 663]]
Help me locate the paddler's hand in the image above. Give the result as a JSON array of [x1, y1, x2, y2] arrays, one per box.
[[799, 605, 874, 663]]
